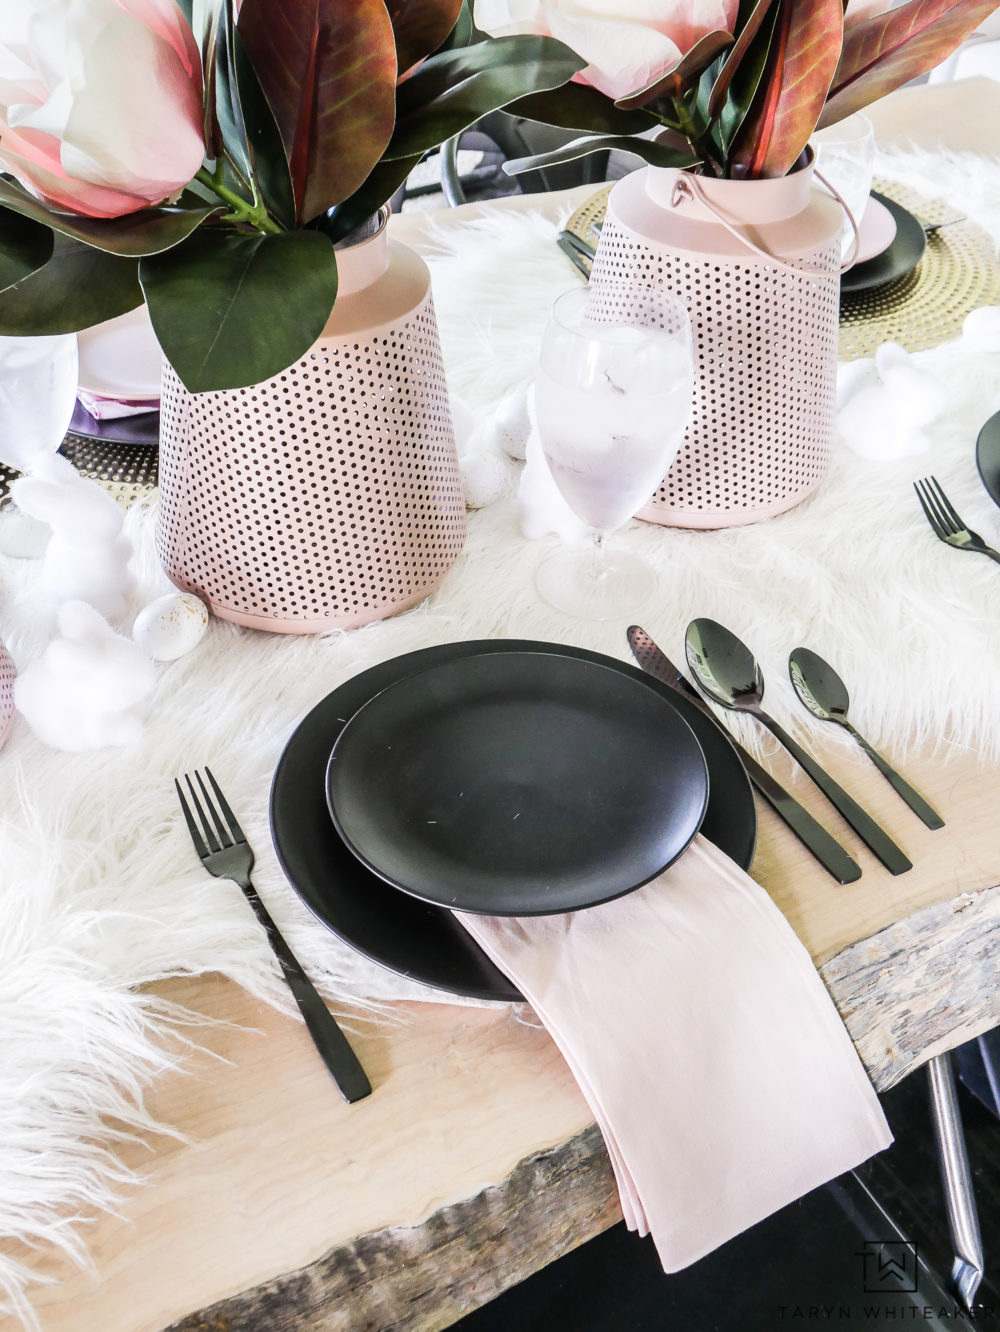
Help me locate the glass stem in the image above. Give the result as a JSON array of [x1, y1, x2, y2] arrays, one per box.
[[589, 529, 608, 583]]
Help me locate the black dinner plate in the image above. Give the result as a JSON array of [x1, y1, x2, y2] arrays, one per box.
[[840, 193, 926, 295], [325, 652, 710, 916], [976, 409, 1000, 509], [269, 639, 757, 1002], [68, 401, 159, 447]]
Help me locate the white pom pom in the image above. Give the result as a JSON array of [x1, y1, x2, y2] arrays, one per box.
[[460, 452, 508, 509], [962, 306, 1000, 350], [14, 601, 156, 751]]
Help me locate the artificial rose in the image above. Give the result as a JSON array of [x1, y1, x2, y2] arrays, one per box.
[[0, 0, 204, 218], [473, 0, 739, 100]]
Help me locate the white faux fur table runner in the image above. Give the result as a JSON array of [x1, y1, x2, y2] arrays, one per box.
[[3, 145, 1000, 1324]]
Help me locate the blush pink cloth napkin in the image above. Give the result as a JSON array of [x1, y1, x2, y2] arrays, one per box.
[[456, 835, 892, 1270], [76, 391, 159, 421]]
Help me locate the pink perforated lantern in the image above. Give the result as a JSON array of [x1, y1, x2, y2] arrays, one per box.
[[590, 155, 844, 529], [0, 637, 15, 750], [155, 212, 467, 633]]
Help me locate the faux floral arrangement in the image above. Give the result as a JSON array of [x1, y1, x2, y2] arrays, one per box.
[[473, 0, 1000, 181], [0, 0, 585, 391]]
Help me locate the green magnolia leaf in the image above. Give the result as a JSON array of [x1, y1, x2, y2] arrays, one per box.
[[386, 0, 464, 74], [317, 155, 422, 243], [238, 0, 397, 224], [819, 0, 1000, 127], [0, 178, 222, 257], [0, 235, 142, 335], [504, 133, 699, 177], [0, 206, 54, 292], [504, 84, 657, 135], [716, 0, 780, 155], [437, 0, 475, 51], [617, 30, 735, 109], [386, 35, 586, 160], [707, 0, 777, 120], [139, 228, 338, 392], [729, 0, 844, 178]]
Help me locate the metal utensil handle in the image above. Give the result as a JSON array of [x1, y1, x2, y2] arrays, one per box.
[[927, 1052, 983, 1314], [757, 712, 912, 875], [625, 628, 862, 884], [240, 875, 373, 1104], [846, 725, 945, 830], [671, 167, 860, 276]]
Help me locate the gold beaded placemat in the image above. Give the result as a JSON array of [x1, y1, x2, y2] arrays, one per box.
[[0, 431, 158, 511], [564, 177, 1000, 361]]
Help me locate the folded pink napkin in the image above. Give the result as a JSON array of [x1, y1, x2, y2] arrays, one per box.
[[456, 835, 891, 1269], [76, 391, 159, 421]]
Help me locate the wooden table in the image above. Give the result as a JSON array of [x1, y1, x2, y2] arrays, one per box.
[[21, 79, 1000, 1332]]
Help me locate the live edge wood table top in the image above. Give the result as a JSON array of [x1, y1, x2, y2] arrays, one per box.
[[21, 80, 1000, 1332]]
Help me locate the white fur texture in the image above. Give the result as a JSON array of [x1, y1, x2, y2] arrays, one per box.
[[2, 146, 1000, 1323]]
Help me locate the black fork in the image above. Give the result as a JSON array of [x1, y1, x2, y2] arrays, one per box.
[[176, 768, 372, 1103], [914, 476, 1000, 565]]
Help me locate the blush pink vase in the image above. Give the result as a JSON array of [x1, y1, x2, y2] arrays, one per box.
[[590, 154, 843, 529], [155, 212, 467, 633]]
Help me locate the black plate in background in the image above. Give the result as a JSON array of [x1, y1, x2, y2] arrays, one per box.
[[326, 652, 709, 916], [270, 639, 757, 1003], [840, 193, 926, 295], [68, 400, 159, 447], [976, 409, 1000, 509]]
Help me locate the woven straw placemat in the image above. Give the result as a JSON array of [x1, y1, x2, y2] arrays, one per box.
[[565, 177, 1000, 362]]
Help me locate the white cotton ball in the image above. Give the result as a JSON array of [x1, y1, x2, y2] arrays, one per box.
[[488, 383, 533, 460], [517, 425, 589, 543], [962, 306, 1000, 350], [449, 393, 476, 453], [14, 601, 155, 751], [133, 592, 209, 661], [836, 358, 878, 409], [880, 362, 949, 421], [41, 531, 136, 621], [873, 341, 912, 377], [460, 452, 509, 509]]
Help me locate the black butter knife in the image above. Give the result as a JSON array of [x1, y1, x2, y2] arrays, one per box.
[[627, 626, 863, 885]]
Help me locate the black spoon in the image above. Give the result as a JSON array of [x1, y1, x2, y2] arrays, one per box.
[[684, 619, 912, 876], [788, 647, 944, 831]]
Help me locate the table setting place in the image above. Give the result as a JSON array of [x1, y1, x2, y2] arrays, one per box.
[[4, 2, 1000, 1327]]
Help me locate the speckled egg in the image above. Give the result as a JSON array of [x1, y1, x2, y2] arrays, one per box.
[[489, 384, 532, 460], [133, 592, 209, 661]]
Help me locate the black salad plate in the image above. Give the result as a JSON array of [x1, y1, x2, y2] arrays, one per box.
[[68, 400, 160, 447], [270, 640, 757, 1002], [325, 652, 710, 917], [975, 409, 1000, 510], [840, 193, 926, 295]]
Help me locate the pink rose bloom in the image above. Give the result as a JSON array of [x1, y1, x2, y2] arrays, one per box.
[[0, 0, 205, 219], [473, 0, 740, 100]]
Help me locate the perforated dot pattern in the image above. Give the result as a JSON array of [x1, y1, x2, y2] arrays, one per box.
[[0, 639, 15, 751], [155, 292, 466, 632], [589, 212, 841, 528]]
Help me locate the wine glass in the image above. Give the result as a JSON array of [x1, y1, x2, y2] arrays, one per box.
[[533, 283, 693, 621], [0, 333, 80, 557], [811, 114, 875, 260]]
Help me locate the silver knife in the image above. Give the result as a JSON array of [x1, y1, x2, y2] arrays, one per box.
[[627, 626, 863, 885]]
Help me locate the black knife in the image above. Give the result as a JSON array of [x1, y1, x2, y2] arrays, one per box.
[[627, 626, 863, 885]]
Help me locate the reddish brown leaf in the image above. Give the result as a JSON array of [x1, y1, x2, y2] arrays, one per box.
[[819, 0, 1000, 127], [729, 0, 844, 177], [616, 31, 735, 108], [384, 0, 464, 77], [238, 0, 397, 223]]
